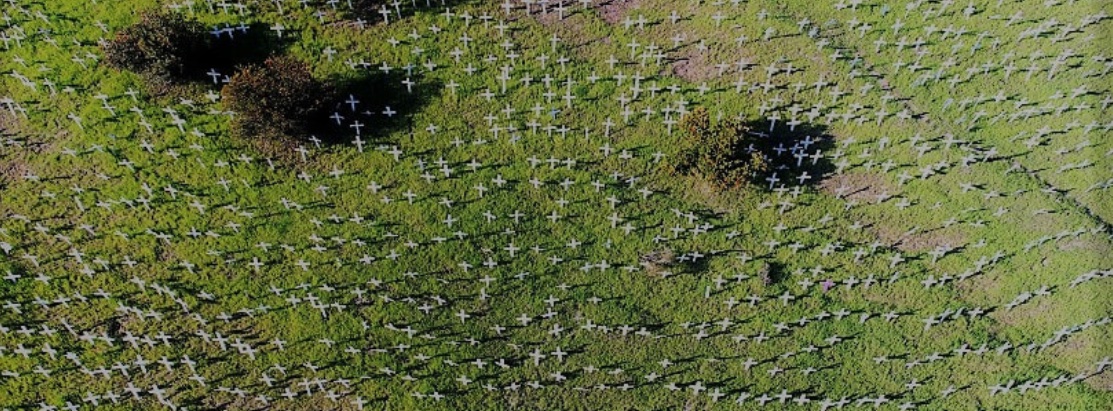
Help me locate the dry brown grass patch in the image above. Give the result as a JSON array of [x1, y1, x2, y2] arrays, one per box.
[[598, 0, 643, 25], [892, 228, 966, 253], [819, 171, 893, 203], [668, 52, 719, 82]]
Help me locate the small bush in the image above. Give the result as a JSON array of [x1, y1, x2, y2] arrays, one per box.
[[102, 11, 210, 84], [674, 107, 770, 190], [221, 56, 332, 145]]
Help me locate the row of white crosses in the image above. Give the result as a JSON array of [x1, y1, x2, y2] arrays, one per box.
[[2, 0, 1111, 409], [552, 0, 1108, 252], [520, 0, 1104, 398], [306, 0, 955, 154], [830, 1, 1111, 196], [0, 0, 1077, 343], [0, 0, 939, 323], [5, 132, 1095, 408], [831, 3, 1110, 248], [823, 0, 1108, 389]]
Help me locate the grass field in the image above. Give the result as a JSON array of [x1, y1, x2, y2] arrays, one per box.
[[0, 0, 1110, 410]]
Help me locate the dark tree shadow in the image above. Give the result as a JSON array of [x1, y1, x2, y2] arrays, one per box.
[[105, 11, 293, 89], [199, 22, 295, 81], [739, 119, 836, 190], [316, 68, 442, 145], [759, 261, 787, 286]]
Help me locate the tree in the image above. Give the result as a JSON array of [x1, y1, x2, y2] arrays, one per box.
[[674, 107, 770, 190], [102, 11, 210, 84], [221, 56, 332, 145]]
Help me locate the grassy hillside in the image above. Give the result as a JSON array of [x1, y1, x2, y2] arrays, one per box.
[[0, 0, 1109, 410]]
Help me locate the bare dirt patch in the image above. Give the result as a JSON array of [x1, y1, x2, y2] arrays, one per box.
[[668, 52, 718, 82], [819, 171, 893, 203], [865, 223, 965, 253], [890, 228, 966, 253], [0, 154, 27, 185], [0, 130, 31, 186], [533, 1, 577, 26], [993, 299, 1054, 328], [598, 0, 642, 25], [1058, 237, 1107, 252], [1042, 333, 1113, 391], [821, 172, 964, 252], [683, 177, 737, 214], [1086, 371, 1113, 391]]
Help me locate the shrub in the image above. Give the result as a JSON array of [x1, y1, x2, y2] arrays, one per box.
[[221, 56, 332, 145], [674, 107, 770, 190], [102, 11, 210, 84]]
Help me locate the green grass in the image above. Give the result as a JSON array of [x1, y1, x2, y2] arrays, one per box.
[[0, 0, 1110, 410]]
